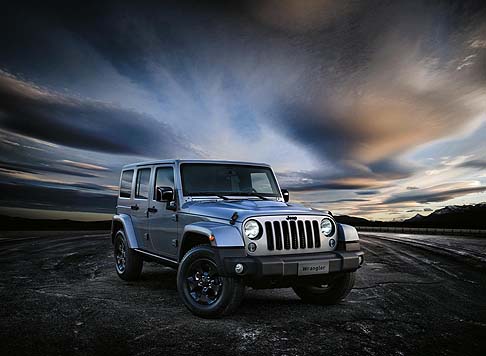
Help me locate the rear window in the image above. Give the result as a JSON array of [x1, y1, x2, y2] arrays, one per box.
[[119, 170, 134, 198]]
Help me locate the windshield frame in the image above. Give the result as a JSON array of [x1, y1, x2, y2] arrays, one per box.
[[179, 162, 283, 200]]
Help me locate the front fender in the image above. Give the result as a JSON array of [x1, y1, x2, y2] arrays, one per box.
[[111, 214, 139, 249], [337, 223, 360, 252], [182, 221, 244, 248], [337, 223, 360, 242]]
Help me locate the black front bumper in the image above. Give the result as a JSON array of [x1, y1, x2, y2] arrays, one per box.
[[217, 248, 364, 279]]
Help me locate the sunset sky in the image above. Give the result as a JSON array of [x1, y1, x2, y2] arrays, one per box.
[[1, 0, 486, 221]]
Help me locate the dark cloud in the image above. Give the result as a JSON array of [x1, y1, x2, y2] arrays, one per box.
[[356, 190, 380, 195], [277, 170, 389, 192], [0, 72, 195, 157], [68, 182, 116, 192], [0, 160, 99, 178], [458, 159, 486, 170], [0, 1, 485, 218], [407, 186, 419, 190], [0, 181, 116, 213], [60, 160, 109, 172], [384, 186, 486, 204], [310, 198, 368, 204], [267, 1, 486, 186], [287, 181, 378, 192], [0, 175, 116, 194]]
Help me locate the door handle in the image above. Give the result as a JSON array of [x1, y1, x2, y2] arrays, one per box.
[[130, 204, 139, 211], [147, 207, 158, 213]]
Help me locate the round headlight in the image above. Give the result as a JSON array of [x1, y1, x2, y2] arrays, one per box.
[[321, 218, 335, 236], [244, 220, 261, 240]]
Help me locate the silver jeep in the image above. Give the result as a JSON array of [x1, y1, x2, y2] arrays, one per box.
[[111, 160, 364, 318]]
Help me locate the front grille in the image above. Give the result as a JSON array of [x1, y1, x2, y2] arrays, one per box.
[[264, 218, 321, 251]]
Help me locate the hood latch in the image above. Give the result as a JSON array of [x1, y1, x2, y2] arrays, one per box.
[[230, 212, 238, 225]]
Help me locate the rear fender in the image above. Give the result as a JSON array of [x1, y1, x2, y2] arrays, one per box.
[[111, 214, 139, 249]]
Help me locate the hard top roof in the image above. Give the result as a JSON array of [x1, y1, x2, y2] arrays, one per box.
[[121, 159, 271, 170]]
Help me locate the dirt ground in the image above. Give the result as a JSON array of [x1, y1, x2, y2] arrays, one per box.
[[1, 231, 485, 356]]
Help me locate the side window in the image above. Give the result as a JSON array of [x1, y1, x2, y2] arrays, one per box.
[[154, 167, 175, 199], [135, 168, 151, 199], [119, 170, 134, 198]]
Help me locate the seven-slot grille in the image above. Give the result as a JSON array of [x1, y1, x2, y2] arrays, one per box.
[[264, 219, 322, 251]]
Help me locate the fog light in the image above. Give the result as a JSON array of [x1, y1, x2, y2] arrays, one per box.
[[358, 255, 364, 266], [248, 242, 257, 252], [235, 263, 244, 274]]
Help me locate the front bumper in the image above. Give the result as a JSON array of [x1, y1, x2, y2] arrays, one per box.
[[219, 249, 364, 279]]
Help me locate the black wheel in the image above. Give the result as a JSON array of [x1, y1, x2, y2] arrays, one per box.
[[177, 245, 245, 318], [292, 272, 355, 305], [114, 230, 143, 281]]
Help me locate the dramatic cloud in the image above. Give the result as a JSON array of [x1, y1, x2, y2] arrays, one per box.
[[285, 180, 381, 192], [0, 1, 485, 220], [0, 71, 197, 157], [308, 198, 368, 204], [355, 190, 380, 196], [60, 160, 109, 171], [385, 184, 486, 204], [458, 159, 486, 170], [0, 181, 116, 213], [0, 160, 99, 178]]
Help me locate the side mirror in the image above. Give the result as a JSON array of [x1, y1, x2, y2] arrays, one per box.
[[156, 186, 174, 202], [281, 189, 289, 203]]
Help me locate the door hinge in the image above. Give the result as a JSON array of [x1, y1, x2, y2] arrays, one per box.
[[171, 239, 178, 247], [171, 214, 178, 222], [144, 233, 150, 240]]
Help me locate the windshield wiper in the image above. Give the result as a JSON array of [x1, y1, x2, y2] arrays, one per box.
[[240, 192, 269, 200], [189, 192, 232, 200], [188, 192, 271, 200]]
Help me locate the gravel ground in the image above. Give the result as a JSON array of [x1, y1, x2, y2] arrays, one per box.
[[360, 232, 486, 263], [0, 231, 485, 356]]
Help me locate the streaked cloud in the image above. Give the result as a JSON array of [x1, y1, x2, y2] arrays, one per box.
[[0, 160, 100, 178], [0, 1, 486, 220], [0, 71, 198, 157], [60, 160, 109, 171], [0, 181, 116, 214], [458, 159, 486, 170], [384, 182, 486, 204]]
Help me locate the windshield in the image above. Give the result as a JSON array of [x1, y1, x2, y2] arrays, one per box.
[[180, 163, 281, 197]]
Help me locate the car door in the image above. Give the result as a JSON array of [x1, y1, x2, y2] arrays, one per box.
[[147, 165, 178, 258], [130, 167, 152, 250]]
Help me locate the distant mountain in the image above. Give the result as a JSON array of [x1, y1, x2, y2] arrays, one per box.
[[0, 215, 111, 231], [336, 203, 486, 229], [412, 203, 486, 228], [1, 202, 485, 231], [403, 213, 425, 223], [333, 215, 372, 227]]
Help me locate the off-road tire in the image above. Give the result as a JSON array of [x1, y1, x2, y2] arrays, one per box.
[[114, 230, 143, 281], [177, 245, 245, 318], [293, 272, 355, 305]]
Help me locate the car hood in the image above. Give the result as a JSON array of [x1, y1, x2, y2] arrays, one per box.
[[181, 199, 328, 222]]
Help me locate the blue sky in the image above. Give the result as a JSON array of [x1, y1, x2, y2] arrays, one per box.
[[1, 0, 486, 221]]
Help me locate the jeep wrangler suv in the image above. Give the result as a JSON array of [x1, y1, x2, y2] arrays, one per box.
[[111, 160, 364, 318]]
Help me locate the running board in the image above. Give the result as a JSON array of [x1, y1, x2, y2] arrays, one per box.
[[134, 249, 178, 268]]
